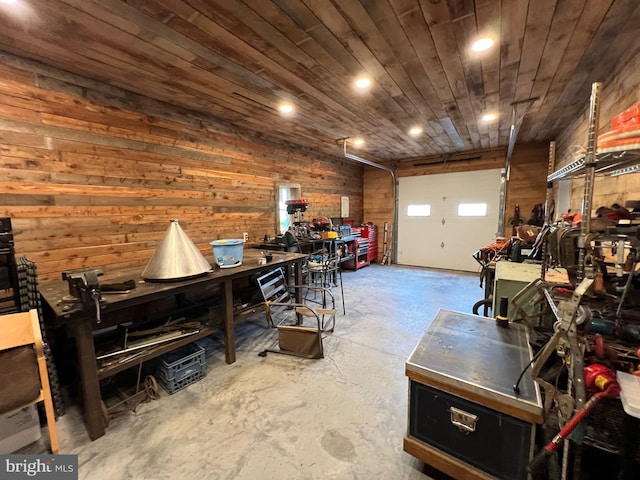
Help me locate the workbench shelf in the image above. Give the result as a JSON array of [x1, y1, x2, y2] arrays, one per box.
[[96, 282, 269, 380], [338, 253, 356, 264], [97, 326, 218, 380], [92, 291, 222, 379], [342, 238, 370, 270]]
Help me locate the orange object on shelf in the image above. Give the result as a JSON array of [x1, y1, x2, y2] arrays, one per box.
[[611, 102, 640, 130], [562, 212, 582, 227]]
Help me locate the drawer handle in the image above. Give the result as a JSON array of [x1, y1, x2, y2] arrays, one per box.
[[448, 406, 478, 434]]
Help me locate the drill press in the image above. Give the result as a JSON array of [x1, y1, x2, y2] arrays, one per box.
[[285, 199, 309, 239]]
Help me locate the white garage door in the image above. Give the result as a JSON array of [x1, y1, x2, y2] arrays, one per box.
[[397, 169, 502, 272]]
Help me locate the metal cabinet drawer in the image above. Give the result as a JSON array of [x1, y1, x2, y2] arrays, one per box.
[[409, 381, 534, 480]]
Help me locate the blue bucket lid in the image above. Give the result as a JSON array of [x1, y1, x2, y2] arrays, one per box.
[[210, 239, 245, 246]]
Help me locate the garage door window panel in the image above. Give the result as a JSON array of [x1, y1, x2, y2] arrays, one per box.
[[458, 203, 488, 217], [408, 205, 431, 217]]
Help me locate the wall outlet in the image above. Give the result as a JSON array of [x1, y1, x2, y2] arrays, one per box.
[[243, 232, 249, 242]]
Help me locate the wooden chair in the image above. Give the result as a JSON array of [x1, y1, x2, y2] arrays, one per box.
[[256, 268, 336, 359], [0, 309, 59, 453]]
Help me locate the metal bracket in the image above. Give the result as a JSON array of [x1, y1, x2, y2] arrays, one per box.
[[448, 406, 478, 434]]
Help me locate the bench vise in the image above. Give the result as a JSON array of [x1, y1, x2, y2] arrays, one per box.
[[61, 268, 104, 323]]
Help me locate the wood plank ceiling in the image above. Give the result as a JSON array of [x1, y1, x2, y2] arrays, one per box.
[[0, 0, 639, 162]]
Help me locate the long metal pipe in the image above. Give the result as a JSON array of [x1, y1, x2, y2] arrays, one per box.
[[495, 169, 507, 238], [341, 140, 398, 264], [500, 97, 539, 236], [497, 106, 518, 237]]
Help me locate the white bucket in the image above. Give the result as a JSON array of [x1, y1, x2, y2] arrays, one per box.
[[210, 239, 245, 268]]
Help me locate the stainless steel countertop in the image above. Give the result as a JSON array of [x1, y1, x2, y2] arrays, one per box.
[[406, 309, 543, 420]]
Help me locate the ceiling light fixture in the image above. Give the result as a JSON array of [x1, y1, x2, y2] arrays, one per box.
[[0, 0, 33, 21], [471, 37, 494, 52], [409, 126, 423, 137], [482, 113, 497, 122], [279, 103, 294, 115], [354, 77, 371, 90], [353, 138, 365, 147]]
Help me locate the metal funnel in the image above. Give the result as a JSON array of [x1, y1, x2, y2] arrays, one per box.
[[142, 219, 212, 281]]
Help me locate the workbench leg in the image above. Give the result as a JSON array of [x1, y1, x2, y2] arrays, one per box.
[[293, 262, 305, 324], [294, 262, 303, 303], [222, 279, 235, 364], [72, 319, 105, 440]]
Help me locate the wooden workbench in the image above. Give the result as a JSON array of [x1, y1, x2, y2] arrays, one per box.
[[39, 249, 307, 440]]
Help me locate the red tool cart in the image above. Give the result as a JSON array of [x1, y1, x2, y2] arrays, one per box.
[[360, 223, 378, 263], [342, 226, 369, 271]]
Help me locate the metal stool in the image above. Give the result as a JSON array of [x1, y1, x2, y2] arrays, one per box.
[[307, 253, 345, 315]]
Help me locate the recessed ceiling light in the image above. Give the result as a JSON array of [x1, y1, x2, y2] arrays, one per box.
[[409, 126, 423, 137], [482, 113, 497, 122], [354, 77, 371, 90], [353, 138, 365, 147], [279, 103, 294, 115], [0, 0, 33, 19], [471, 37, 494, 52]]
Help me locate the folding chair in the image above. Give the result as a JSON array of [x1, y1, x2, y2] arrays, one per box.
[[0, 309, 59, 453], [256, 267, 336, 359]]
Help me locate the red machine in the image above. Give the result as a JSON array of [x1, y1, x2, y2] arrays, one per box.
[[308, 217, 331, 231], [284, 198, 309, 214], [529, 364, 620, 471]]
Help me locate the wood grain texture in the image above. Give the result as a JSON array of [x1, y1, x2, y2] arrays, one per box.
[[404, 436, 496, 480], [0, 1, 638, 277], [0, 1, 637, 161], [554, 46, 640, 215], [503, 143, 550, 236], [0, 59, 363, 280]]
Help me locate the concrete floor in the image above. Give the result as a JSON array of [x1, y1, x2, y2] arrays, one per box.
[[23, 264, 483, 480]]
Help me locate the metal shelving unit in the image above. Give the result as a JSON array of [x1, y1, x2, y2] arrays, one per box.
[[546, 82, 640, 280], [537, 83, 640, 479], [548, 79, 640, 184], [548, 149, 640, 181]]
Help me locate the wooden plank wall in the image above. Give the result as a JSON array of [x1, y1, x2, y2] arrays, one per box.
[[363, 143, 549, 258], [555, 48, 640, 213], [504, 143, 551, 233], [0, 55, 363, 281]]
